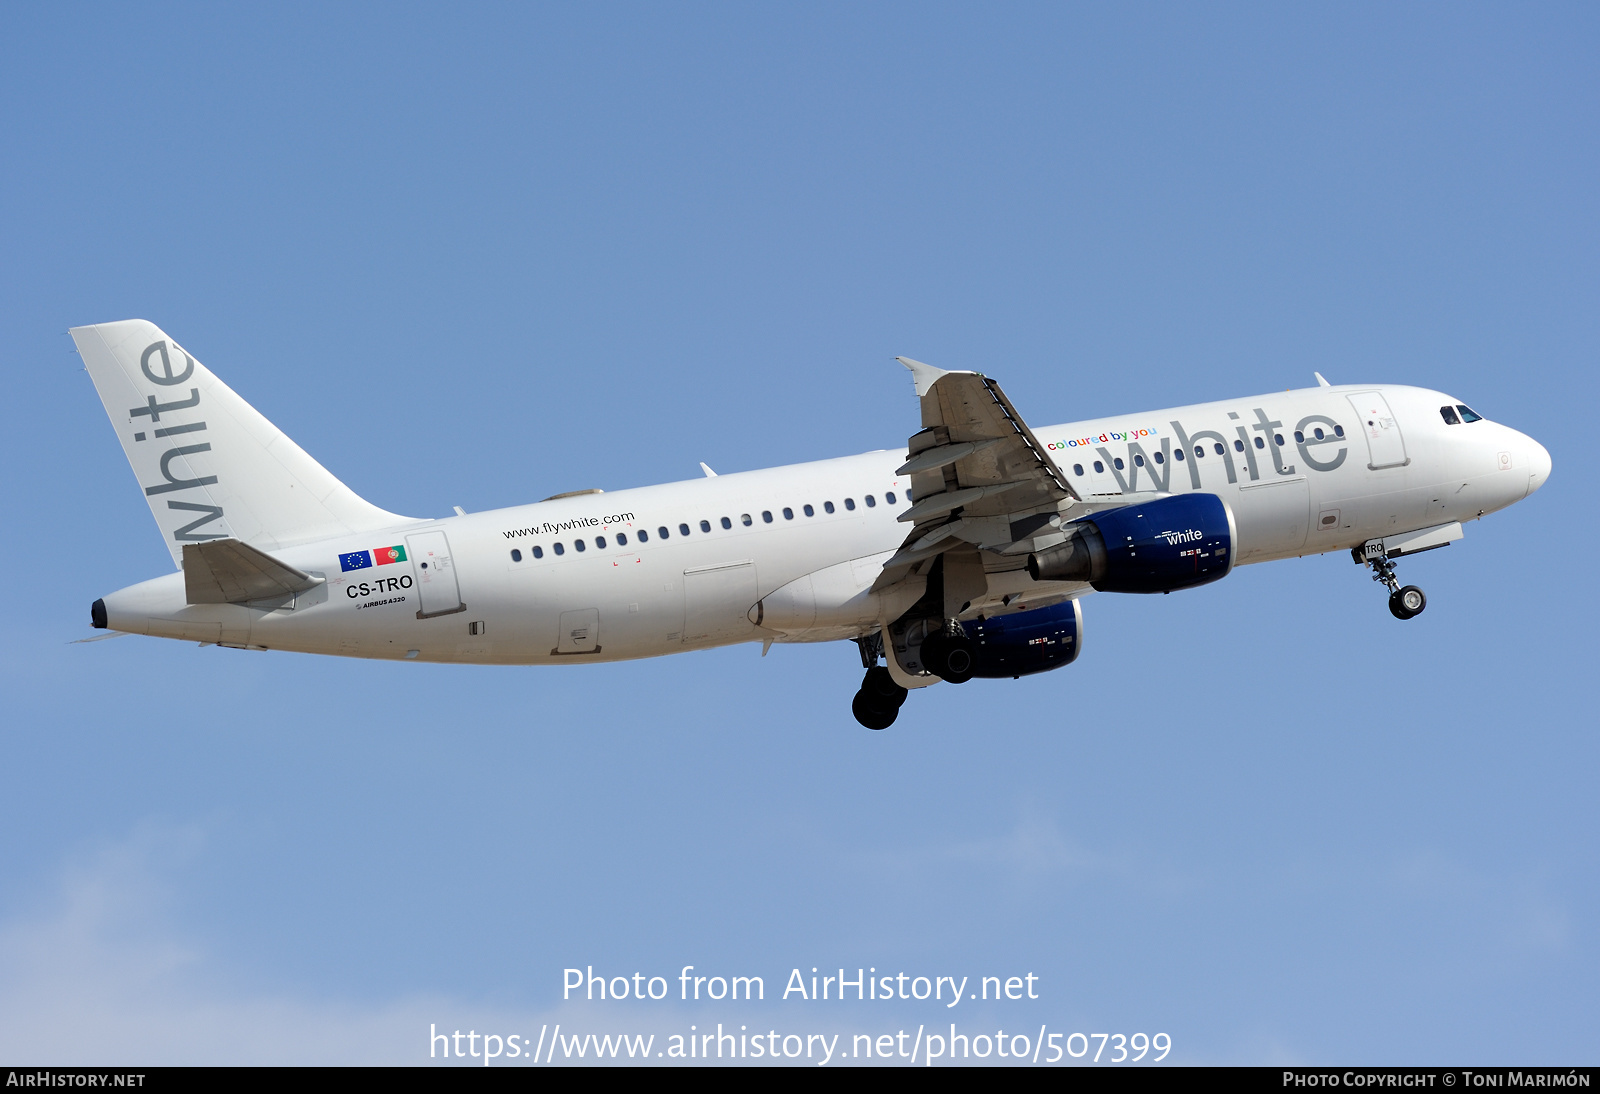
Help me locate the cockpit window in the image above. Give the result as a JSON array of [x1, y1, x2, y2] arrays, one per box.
[[1440, 405, 1461, 425], [1457, 404, 1483, 423]]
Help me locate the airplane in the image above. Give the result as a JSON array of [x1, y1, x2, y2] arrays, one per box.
[[74, 319, 1552, 729]]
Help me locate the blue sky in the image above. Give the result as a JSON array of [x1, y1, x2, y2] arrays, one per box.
[[1, 3, 1594, 1065]]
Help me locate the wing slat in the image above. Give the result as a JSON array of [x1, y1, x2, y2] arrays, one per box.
[[870, 359, 1150, 598]]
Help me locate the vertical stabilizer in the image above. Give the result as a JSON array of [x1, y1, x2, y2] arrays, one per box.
[[72, 319, 415, 567]]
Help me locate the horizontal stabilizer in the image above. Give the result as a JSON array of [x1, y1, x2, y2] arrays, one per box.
[[183, 538, 323, 605]]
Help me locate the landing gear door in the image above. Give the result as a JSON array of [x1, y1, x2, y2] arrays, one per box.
[[1347, 392, 1409, 470], [407, 530, 465, 618]]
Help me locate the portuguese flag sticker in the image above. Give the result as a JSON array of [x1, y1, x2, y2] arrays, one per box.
[[372, 545, 407, 565]]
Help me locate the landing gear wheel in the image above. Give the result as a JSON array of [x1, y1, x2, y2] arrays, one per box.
[[861, 666, 907, 708], [1359, 542, 1429, 621], [1389, 585, 1426, 620], [852, 690, 898, 730]]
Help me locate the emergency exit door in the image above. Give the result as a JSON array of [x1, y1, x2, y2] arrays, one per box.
[[407, 530, 464, 618]]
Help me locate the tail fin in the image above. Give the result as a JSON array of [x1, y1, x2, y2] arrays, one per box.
[[71, 319, 414, 567]]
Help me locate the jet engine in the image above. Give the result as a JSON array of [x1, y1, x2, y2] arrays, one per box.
[[950, 598, 1084, 679], [1027, 493, 1235, 594]]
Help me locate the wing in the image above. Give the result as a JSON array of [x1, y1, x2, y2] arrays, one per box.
[[874, 358, 1160, 595]]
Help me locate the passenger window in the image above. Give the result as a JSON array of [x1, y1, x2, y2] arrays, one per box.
[[700, 520, 711, 533], [1073, 463, 1084, 476], [783, 507, 794, 520], [824, 501, 835, 514], [1313, 428, 1325, 440], [741, 513, 752, 525], [637, 529, 649, 543], [575, 539, 586, 552], [718, 517, 730, 529], [1175, 448, 1185, 461], [1195, 446, 1205, 459], [1154, 451, 1165, 464], [885, 491, 897, 504], [1334, 424, 1346, 437], [1233, 439, 1243, 452], [762, 510, 773, 523], [844, 498, 855, 511], [1093, 460, 1104, 473], [680, 523, 691, 536], [1457, 405, 1483, 423], [1133, 454, 1144, 467], [1253, 436, 1265, 449], [532, 545, 544, 558], [658, 526, 669, 539], [1275, 434, 1284, 445], [554, 542, 565, 556], [804, 504, 815, 517], [596, 536, 607, 549], [1214, 442, 1225, 455], [1294, 431, 1304, 443], [864, 495, 876, 507], [1113, 457, 1125, 470], [510, 549, 522, 562], [616, 532, 628, 545]]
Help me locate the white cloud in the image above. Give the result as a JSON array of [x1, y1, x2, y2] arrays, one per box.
[[0, 824, 534, 1065], [0, 826, 867, 1066]]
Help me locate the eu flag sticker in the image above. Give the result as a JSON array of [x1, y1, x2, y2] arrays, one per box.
[[339, 550, 372, 572]]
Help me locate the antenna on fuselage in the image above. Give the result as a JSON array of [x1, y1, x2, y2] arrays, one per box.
[[1314, 372, 1332, 388]]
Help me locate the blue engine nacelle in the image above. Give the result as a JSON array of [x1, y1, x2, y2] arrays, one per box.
[[958, 598, 1084, 679], [1026, 492, 1235, 594]]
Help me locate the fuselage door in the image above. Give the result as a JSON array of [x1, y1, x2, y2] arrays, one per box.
[[1347, 392, 1409, 470], [407, 530, 465, 617]]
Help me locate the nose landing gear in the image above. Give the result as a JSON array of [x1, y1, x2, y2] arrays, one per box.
[[1355, 541, 1428, 620], [1390, 584, 1427, 620]]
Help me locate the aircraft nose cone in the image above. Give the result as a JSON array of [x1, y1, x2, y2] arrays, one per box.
[[1526, 438, 1552, 496]]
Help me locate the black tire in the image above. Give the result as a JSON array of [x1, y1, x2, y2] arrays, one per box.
[[861, 666, 908, 708], [852, 690, 897, 730], [1388, 585, 1426, 620]]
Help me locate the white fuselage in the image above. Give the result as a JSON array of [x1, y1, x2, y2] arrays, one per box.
[[98, 383, 1550, 663]]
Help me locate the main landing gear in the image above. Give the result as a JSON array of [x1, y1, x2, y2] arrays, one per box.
[[1355, 541, 1428, 621], [851, 634, 909, 730], [852, 667, 908, 730]]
